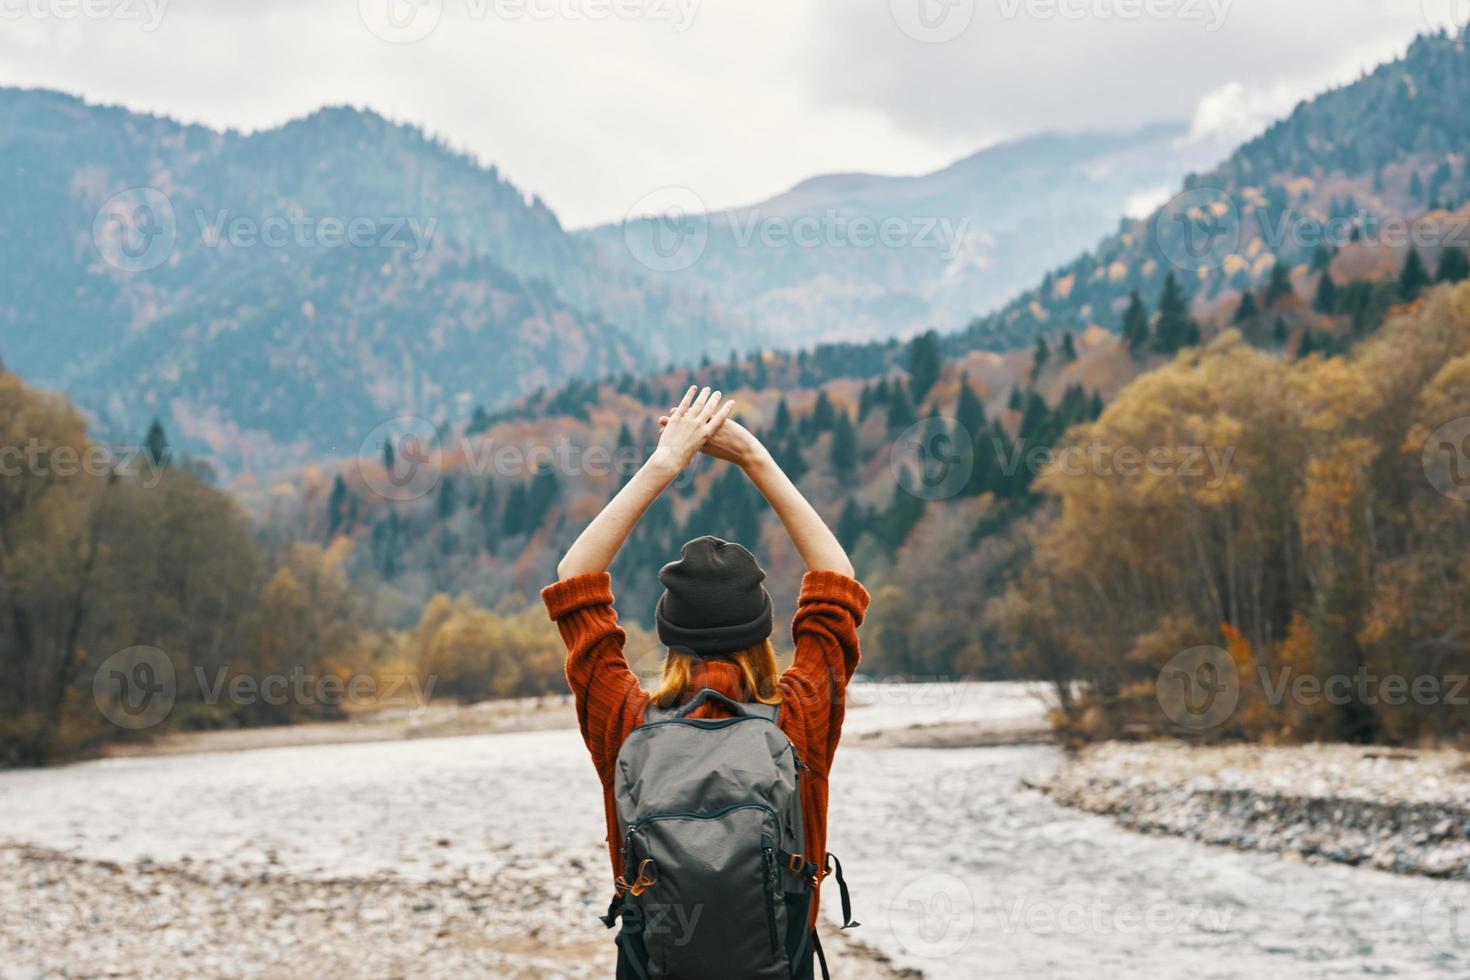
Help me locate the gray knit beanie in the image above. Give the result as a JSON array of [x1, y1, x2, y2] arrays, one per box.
[[655, 536, 773, 656]]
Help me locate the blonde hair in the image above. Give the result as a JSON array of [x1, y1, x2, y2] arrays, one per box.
[[650, 638, 783, 709]]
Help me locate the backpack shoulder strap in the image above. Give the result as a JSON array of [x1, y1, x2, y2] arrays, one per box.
[[642, 687, 779, 724]]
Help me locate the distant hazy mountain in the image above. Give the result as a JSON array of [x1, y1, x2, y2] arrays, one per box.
[[583, 123, 1218, 346], [0, 89, 729, 472]]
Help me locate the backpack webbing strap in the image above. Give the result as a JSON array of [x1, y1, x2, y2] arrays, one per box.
[[825, 852, 860, 929], [599, 892, 625, 929], [812, 931, 831, 980], [778, 848, 821, 883]]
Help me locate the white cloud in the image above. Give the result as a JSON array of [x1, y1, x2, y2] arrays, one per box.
[[1123, 185, 1174, 220], [0, 0, 1445, 226], [1184, 80, 1302, 150]]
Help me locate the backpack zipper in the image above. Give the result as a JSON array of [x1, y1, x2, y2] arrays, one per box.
[[628, 800, 777, 834], [761, 842, 780, 955]]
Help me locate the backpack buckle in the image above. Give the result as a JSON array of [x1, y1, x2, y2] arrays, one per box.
[[786, 852, 805, 873], [625, 858, 658, 896]]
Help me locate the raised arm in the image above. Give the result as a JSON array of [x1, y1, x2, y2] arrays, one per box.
[[700, 417, 853, 575], [666, 412, 865, 779], [739, 440, 853, 577], [557, 386, 733, 579]]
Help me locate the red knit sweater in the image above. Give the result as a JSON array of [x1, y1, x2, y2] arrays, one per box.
[[542, 569, 868, 924]]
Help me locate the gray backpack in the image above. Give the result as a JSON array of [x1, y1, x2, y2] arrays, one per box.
[[599, 688, 857, 980]]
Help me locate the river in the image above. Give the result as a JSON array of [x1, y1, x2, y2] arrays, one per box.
[[1, 683, 1465, 978]]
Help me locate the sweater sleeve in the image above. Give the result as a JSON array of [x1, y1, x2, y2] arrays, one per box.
[[778, 571, 869, 776], [542, 572, 647, 785]]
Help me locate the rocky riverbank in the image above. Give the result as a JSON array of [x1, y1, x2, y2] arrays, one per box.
[[1039, 741, 1470, 879], [1, 843, 911, 979]]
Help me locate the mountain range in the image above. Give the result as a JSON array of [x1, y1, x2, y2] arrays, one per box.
[[299, 27, 1470, 630], [0, 89, 1207, 474], [584, 123, 1217, 347]]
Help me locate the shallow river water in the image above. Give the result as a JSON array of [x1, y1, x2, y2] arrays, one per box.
[[1, 683, 1465, 978]]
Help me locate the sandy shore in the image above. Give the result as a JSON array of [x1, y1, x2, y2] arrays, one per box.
[[1, 843, 912, 980], [102, 696, 581, 759], [1039, 741, 1470, 879], [103, 683, 1057, 760]]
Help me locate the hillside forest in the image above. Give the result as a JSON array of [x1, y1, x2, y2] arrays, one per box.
[[5, 31, 1470, 763]]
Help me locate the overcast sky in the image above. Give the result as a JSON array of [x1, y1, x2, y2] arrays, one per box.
[[1, 0, 1460, 227]]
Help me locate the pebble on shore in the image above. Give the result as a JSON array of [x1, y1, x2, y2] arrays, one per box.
[[1039, 741, 1470, 879], [2, 844, 911, 979]]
